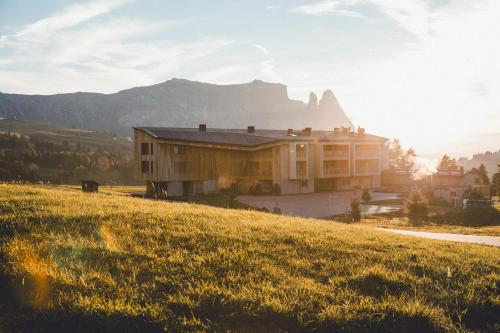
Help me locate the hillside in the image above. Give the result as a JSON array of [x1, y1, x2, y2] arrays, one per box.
[[0, 79, 353, 135], [0, 118, 132, 151], [0, 185, 498, 332], [458, 150, 500, 181], [0, 119, 133, 184]]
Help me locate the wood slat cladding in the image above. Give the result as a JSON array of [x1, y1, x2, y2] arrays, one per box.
[[134, 127, 389, 195], [134, 128, 283, 186]]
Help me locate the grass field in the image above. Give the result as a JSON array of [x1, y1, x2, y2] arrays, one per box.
[[54, 185, 146, 196], [0, 184, 499, 332], [358, 212, 500, 236]]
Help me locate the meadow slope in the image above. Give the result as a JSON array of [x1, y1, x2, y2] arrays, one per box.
[[0, 184, 499, 332]]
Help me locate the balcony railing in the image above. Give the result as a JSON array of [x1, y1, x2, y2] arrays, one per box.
[[356, 166, 378, 174], [296, 169, 307, 178], [355, 150, 379, 158], [323, 150, 348, 159], [324, 167, 349, 176], [296, 150, 307, 159]]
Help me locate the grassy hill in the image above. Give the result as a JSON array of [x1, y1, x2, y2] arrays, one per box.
[[0, 184, 499, 332], [0, 118, 132, 151]]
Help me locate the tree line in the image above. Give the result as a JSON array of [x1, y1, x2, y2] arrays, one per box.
[[0, 133, 135, 184]]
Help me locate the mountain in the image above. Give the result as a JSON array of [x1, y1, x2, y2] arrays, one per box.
[[0, 79, 353, 135]]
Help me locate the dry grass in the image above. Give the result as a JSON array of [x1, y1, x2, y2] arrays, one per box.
[[50, 185, 145, 196], [0, 184, 499, 332]]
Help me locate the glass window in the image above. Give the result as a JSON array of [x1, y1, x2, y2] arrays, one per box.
[[141, 160, 149, 173], [141, 143, 149, 155]]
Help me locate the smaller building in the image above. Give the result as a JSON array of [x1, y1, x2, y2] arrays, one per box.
[[81, 180, 99, 193], [431, 170, 465, 208], [381, 168, 412, 192]]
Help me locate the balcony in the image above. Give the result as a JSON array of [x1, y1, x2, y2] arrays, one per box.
[[323, 150, 348, 159], [323, 167, 349, 177], [355, 166, 378, 175], [296, 150, 307, 160], [355, 150, 379, 159]]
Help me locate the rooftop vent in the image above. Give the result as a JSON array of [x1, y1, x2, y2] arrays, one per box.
[[303, 127, 312, 135], [287, 128, 294, 136], [199, 124, 207, 132], [247, 126, 255, 133], [333, 127, 341, 134]]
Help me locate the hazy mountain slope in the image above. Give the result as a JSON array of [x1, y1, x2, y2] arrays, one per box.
[[0, 79, 353, 135]]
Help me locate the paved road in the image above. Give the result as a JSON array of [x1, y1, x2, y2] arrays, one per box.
[[378, 228, 500, 247], [237, 191, 401, 218]]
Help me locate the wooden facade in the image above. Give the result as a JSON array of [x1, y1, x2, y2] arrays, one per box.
[[134, 127, 388, 196]]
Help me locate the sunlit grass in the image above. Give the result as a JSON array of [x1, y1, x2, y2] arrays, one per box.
[[0, 184, 499, 332]]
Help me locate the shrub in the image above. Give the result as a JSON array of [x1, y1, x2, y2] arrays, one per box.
[[428, 196, 451, 207], [351, 200, 361, 222], [464, 206, 500, 226], [249, 183, 262, 195], [405, 188, 428, 214], [362, 189, 372, 203]]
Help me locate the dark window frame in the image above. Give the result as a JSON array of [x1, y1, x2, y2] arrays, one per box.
[[141, 160, 150, 173], [141, 142, 150, 155]]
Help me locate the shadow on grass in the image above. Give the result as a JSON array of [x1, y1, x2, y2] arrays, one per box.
[[316, 309, 439, 333], [349, 272, 409, 298], [0, 272, 163, 333]]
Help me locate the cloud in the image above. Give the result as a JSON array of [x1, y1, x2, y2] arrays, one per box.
[[290, 0, 365, 18], [260, 59, 281, 82], [290, 0, 429, 38], [367, 0, 430, 39], [4, 0, 128, 43], [252, 44, 269, 55], [0, 1, 232, 94]]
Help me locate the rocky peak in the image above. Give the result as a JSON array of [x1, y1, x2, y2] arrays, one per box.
[[307, 92, 318, 111], [318, 89, 341, 111]]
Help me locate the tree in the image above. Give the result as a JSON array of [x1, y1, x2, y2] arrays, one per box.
[[362, 189, 372, 203], [23, 163, 39, 180], [477, 163, 490, 184], [388, 139, 416, 171], [405, 188, 428, 214], [350, 200, 361, 222], [492, 164, 500, 196], [97, 156, 110, 171], [437, 155, 459, 171]]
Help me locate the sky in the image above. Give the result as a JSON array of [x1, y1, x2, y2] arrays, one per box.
[[0, 0, 499, 157]]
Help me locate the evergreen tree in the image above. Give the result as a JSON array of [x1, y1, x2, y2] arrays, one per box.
[[492, 164, 500, 196], [437, 155, 459, 171], [477, 163, 490, 184]]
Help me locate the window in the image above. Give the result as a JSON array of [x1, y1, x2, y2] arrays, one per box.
[[150, 161, 154, 174], [296, 161, 307, 178], [296, 144, 307, 159], [141, 143, 149, 155], [150, 143, 153, 155], [141, 161, 149, 173], [172, 145, 187, 155]]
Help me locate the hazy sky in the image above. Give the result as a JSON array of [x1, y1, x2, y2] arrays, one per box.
[[0, 0, 498, 156]]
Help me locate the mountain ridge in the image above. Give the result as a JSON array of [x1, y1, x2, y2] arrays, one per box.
[[0, 79, 353, 135]]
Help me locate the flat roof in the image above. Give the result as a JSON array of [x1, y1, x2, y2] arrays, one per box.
[[134, 127, 388, 147]]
